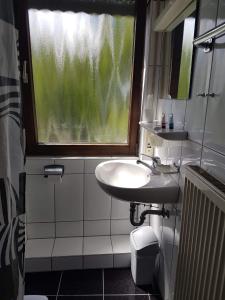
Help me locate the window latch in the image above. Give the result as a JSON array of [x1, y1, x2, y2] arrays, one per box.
[[22, 60, 28, 84]]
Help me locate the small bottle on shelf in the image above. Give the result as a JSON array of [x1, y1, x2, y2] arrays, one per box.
[[161, 112, 166, 129], [169, 113, 174, 130]]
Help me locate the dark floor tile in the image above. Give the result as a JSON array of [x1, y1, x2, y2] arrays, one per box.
[[104, 296, 149, 300], [104, 269, 153, 294], [25, 271, 62, 295], [59, 269, 103, 295], [149, 296, 162, 300]]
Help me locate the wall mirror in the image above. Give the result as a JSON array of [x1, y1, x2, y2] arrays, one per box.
[[154, 0, 197, 100], [170, 13, 196, 99]]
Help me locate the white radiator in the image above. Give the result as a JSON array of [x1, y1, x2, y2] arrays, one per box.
[[174, 165, 225, 300]]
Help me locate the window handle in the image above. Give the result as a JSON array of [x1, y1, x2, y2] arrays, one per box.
[[206, 93, 215, 97], [197, 93, 206, 97], [22, 60, 28, 84]]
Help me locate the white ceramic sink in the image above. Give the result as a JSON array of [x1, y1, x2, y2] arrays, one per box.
[[95, 160, 179, 204]]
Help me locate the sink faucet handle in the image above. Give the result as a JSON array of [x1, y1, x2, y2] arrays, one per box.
[[152, 156, 161, 166], [139, 153, 161, 167]]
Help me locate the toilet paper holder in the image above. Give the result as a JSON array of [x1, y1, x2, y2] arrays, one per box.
[[44, 165, 64, 178]]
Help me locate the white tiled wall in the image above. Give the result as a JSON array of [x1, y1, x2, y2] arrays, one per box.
[[111, 199, 130, 219], [55, 174, 83, 221], [25, 239, 54, 272], [26, 175, 55, 223], [84, 220, 110, 236], [111, 235, 131, 268], [140, 1, 225, 300], [83, 236, 113, 269], [26, 157, 138, 240], [25, 157, 137, 272], [84, 174, 111, 220], [52, 237, 83, 271], [56, 221, 83, 237], [26, 234, 132, 272], [27, 223, 55, 239]]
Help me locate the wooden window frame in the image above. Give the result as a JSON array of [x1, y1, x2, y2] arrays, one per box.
[[15, 0, 147, 156]]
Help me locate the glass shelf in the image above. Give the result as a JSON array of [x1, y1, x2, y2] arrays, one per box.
[[139, 121, 188, 141]]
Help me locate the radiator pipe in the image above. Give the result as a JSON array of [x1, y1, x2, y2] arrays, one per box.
[[130, 202, 170, 226]]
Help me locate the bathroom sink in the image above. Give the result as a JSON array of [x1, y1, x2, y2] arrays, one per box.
[[95, 160, 179, 204]]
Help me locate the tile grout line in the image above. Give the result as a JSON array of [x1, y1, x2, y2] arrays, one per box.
[[102, 269, 105, 300], [56, 271, 63, 299], [53, 159, 57, 241], [50, 294, 157, 297], [51, 238, 56, 271], [104, 294, 151, 296], [26, 217, 130, 225], [110, 235, 114, 268], [110, 196, 112, 236], [54, 294, 155, 297], [82, 162, 85, 269]]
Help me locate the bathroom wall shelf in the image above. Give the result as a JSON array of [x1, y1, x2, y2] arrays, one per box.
[[139, 121, 188, 141]]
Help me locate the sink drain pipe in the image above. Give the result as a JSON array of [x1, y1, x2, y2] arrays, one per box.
[[130, 202, 170, 226]]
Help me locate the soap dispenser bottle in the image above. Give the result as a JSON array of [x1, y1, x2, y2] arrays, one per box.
[[161, 113, 166, 129]]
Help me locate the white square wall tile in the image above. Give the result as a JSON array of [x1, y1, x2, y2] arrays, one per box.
[[84, 158, 111, 174], [180, 140, 202, 167], [83, 236, 113, 255], [111, 199, 130, 220], [55, 174, 83, 221], [25, 239, 54, 258], [111, 235, 131, 268], [55, 159, 84, 174], [27, 223, 55, 239], [111, 235, 131, 254], [25, 158, 55, 175], [52, 237, 83, 271], [111, 220, 135, 235], [52, 237, 83, 256], [26, 175, 54, 223], [25, 238, 54, 272], [84, 174, 111, 220], [179, 140, 202, 190], [56, 222, 83, 237], [201, 147, 225, 185], [83, 236, 113, 269], [84, 220, 110, 236]]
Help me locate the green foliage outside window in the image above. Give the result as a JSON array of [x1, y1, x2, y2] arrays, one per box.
[[29, 9, 135, 144]]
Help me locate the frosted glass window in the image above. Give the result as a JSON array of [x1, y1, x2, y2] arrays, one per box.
[[28, 9, 135, 144]]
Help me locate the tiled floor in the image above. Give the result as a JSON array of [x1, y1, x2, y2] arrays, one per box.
[[25, 268, 161, 300]]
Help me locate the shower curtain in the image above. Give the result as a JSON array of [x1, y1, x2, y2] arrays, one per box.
[[0, 0, 26, 299]]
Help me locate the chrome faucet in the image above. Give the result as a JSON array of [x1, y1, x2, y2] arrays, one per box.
[[138, 154, 161, 167], [136, 156, 161, 175]]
